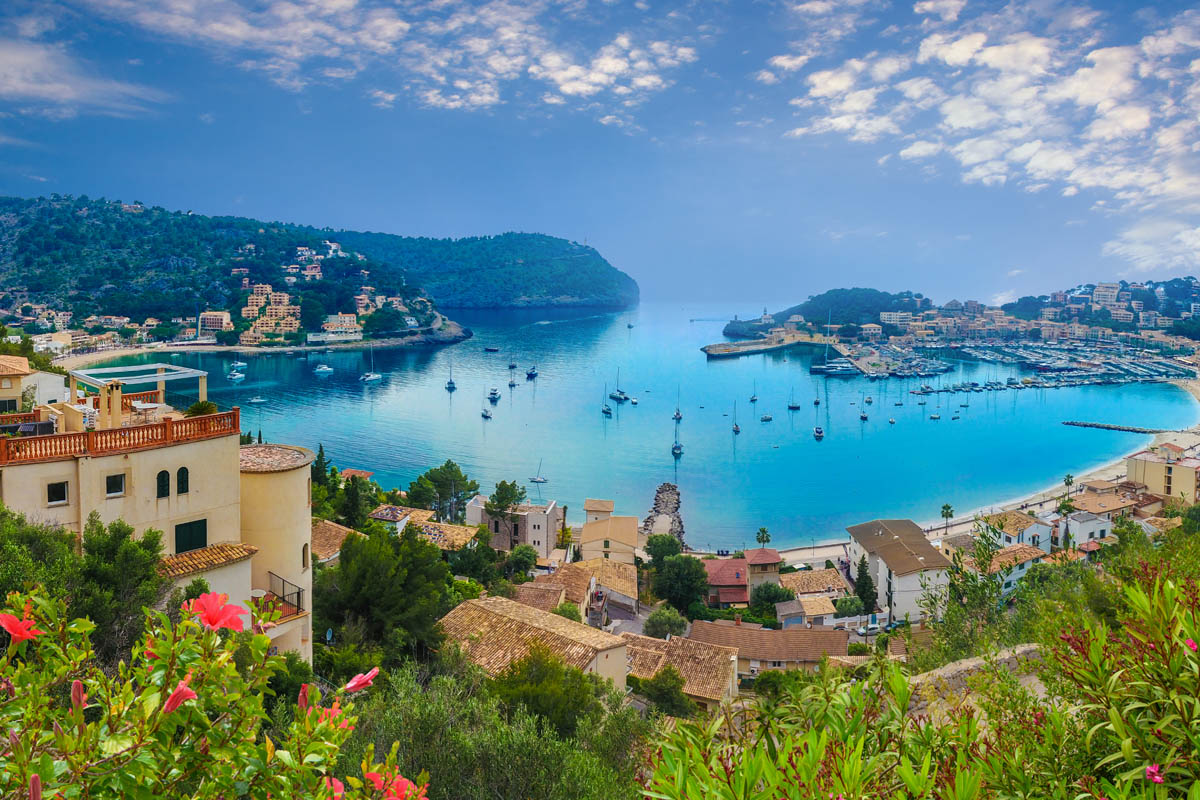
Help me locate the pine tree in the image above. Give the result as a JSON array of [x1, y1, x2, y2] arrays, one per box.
[[311, 443, 329, 487], [855, 555, 877, 613]]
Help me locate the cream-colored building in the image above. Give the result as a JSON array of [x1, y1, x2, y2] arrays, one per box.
[[622, 632, 739, 712], [583, 498, 614, 523], [578, 515, 641, 563], [0, 355, 66, 413], [1126, 443, 1200, 504], [439, 596, 627, 689], [0, 363, 314, 662]]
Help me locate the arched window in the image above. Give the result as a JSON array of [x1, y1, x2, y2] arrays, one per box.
[[177, 467, 189, 495], [302, 543, 310, 569], [156, 470, 170, 499]]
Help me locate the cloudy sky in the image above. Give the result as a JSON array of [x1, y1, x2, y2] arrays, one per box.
[[1, 0, 1197, 305]]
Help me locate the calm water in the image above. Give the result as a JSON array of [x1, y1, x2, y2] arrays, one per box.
[[100, 303, 1199, 550]]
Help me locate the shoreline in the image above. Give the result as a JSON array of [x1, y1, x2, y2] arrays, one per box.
[[54, 320, 472, 372], [777, 377, 1200, 564]]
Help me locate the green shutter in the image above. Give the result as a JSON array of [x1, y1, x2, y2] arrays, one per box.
[[174, 519, 208, 554]]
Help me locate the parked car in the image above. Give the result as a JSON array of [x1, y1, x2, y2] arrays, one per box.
[[884, 619, 911, 633], [832, 623, 847, 631], [855, 623, 881, 636]]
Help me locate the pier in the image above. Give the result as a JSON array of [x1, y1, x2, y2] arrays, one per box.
[[701, 329, 828, 359], [641, 482, 686, 545], [1062, 421, 1170, 434]]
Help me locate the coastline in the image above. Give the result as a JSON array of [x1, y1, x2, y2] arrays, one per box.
[[55, 318, 472, 372], [777, 377, 1200, 565]]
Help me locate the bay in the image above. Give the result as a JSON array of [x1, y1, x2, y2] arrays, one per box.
[[97, 302, 1199, 551]]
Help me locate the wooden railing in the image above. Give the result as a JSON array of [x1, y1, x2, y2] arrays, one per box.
[[0, 412, 37, 426], [0, 409, 240, 465]]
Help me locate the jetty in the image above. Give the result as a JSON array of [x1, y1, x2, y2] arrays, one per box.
[[701, 329, 828, 359], [641, 483, 686, 544], [1062, 421, 1170, 434]]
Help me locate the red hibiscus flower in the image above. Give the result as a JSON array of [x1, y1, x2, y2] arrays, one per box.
[[0, 613, 44, 644], [163, 674, 197, 714], [185, 592, 247, 632], [343, 666, 379, 693]]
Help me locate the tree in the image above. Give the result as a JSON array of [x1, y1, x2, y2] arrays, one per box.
[[406, 461, 478, 522], [643, 606, 688, 639], [184, 400, 217, 417], [363, 307, 405, 337], [503, 543, 538, 580], [941, 503, 954, 532], [490, 644, 605, 738], [635, 665, 696, 718], [750, 582, 794, 617], [854, 555, 877, 612], [755, 527, 771, 545], [338, 475, 374, 529], [652, 555, 709, 613], [484, 480, 527, 550], [917, 535, 1009, 664], [1063, 472, 1074, 500], [315, 524, 451, 659], [834, 596, 864, 618], [551, 601, 582, 622], [73, 513, 169, 667], [312, 443, 330, 487], [448, 529, 500, 587], [0, 589, 419, 800], [645, 533, 682, 570], [300, 295, 327, 331]]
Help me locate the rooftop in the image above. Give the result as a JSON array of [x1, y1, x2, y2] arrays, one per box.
[[368, 504, 435, 524], [534, 558, 638, 604], [311, 519, 359, 562], [972, 543, 1046, 574], [439, 596, 625, 675], [239, 444, 315, 473], [703, 557, 749, 587], [580, 515, 639, 548], [583, 498, 615, 512], [688, 620, 849, 663], [339, 468, 375, 481], [981, 510, 1043, 537], [1043, 548, 1088, 564], [0, 355, 31, 376], [779, 568, 849, 596], [744, 547, 782, 565], [846, 519, 952, 575], [159, 542, 258, 579], [512, 583, 567, 612], [1127, 449, 1200, 468], [622, 632, 738, 703], [1071, 493, 1139, 515]]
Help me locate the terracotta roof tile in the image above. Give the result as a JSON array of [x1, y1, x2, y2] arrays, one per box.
[[513, 583, 566, 612], [780, 568, 850, 596], [160, 542, 257, 579], [703, 557, 748, 587], [583, 499, 615, 512], [622, 632, 738, 703], [798, 596, 837, 617], [368, 504, 435, 525], [981, 511, 1043, 537], [0, 355, 31, 376], [535, 558, 637, 604], [239, 444, 315, 473], [311, 519, 359, 562], [744, 548, 782, 565], [580, 516, 639, 548], [339, 469, 375, 481], [439, 597, 625, 676], [688, 621, 848, 663]]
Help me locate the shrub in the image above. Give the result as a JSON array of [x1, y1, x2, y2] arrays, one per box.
[[847, 642, 872, 656], [643, 606, 688, 639], [184, 400, 218, 417]]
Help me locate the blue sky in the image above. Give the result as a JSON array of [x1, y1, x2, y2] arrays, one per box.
[[0, 0, 1198, 305]]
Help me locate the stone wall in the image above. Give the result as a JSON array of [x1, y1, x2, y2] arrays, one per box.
[[907, 643, 1043, 717]]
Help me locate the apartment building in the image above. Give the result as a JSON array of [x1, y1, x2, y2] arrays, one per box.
[[466, 495, 564, 559], [846, 519, 951, 621], [0, 363, 314, 661], [1127, 443, 1200, 504]]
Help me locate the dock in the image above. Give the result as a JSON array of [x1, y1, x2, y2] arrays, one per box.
[[701, 329, 829, 359], [1062, 421, 1169, 434]]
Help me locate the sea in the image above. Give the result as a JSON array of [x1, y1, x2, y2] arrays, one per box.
[[95, 302, 1200, 551]]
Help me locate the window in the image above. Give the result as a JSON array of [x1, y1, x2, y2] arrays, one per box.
[[156, 470, 170, 498], [302, 543, 309, 569], [174, 519, 208, 554], [493, 520, 500, 533], [177, 467, 189, 495], [604, 552, 609, 559], [0, 378, 10, 389], [47, 481, 68, 506], [604, 539, 610, 549], [769, 661, 784, 668], [0, 399, 14, 413], [105, 473, 125, 497]]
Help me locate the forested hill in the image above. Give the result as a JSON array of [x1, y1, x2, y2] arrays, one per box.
[[332, 230, 639, 309], [724, 287, 928, 337], [0, 195, 638, 319]]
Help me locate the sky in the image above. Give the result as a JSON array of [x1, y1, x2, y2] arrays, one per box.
[[0, 0, 1198, 306]]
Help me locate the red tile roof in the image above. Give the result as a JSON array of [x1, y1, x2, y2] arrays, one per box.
[[703, 557, 748, 587], [717, 586, 749, 604], [339, 468, 375, 481], [745, 548, 782, 565], [159, 542, 258, 579], [688, 620, 848, 663]]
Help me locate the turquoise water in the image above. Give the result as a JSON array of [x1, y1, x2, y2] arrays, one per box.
[[99, 303, 1199, 551]]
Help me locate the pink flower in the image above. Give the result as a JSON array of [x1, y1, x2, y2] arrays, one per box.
[[184, 593, 247, 632], [319, 700, 353, 731], [0, 613, 45, 644], [28, 773, 41, 800], [163, 674, 197, 714], [365, 771, 426, 800], [298, 683, 311, 712], [344, 666, 379, 693], [1186, 638, 1198, 653], [1146, 764, 1164, 784], [71, 680, 87, 712], [325, 777, 345, 799]]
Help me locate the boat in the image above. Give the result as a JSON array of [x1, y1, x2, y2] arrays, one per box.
[[930, 413, 941, 420], [526, 366, 538, 379], [814, 426, 824, 439], [672, 440, 683, 457], [864, 396, 873, 405], [508, 379, 518, 388], [446, 366, 456, 392], [952, 414, 961, 420], [631, 397, 639, 405], [609, 369, 629, 403], [530, 459, 548, 484], [672, 386, 683, 421], [732, 401, 741, 434], [484, 346, 500, 353], [760, 413, 773, 422], [508, 356, 518, 370], [314, 364, 334, 375], [888, 417, 896, 424], [602, 384, 613, 416], [627, 323, 634, 329], [894, 401, 903, 407], [227, 371, 245, 381], [859, 411, 868, 421], [787, 388, 802, 411], [249, 396, 266, 404], [231, 360, 247, 369], [750, 380, 758, 404], [814, 397, 820, 406], [481, 408, 492, 420], [360, 346, 382, 382], [487, 387, 501, 403]]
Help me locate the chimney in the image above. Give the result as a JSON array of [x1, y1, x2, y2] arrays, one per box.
[[734, 613, 742, 626]]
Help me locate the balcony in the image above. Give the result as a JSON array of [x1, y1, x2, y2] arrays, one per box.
[[252, 571, 306, 622]]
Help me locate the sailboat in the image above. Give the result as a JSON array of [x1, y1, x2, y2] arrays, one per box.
[[859, 394, 868, 421], [672, 386, 682, 421], [813, 426, 824, 440], [508, 355, 518, 370], [529, 459, 549, 484], [671, 423, 683, 458], [359, 346, 382, 382], [487, 387, 501, 403], [749, 380, 758, 404], [445, 365, 456, 392], [787, 388, 802, 411], [602, 384, 613, 417], [732, 401, 741, 434], [609, 368, 628, 403], [481, 407, 492, 420]]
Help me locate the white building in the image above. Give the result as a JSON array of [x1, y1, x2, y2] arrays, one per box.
[[846, 519, 951, 622]]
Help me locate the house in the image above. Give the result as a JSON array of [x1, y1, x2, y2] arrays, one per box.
[[779, 567, 850, 598], [578, 515, 641, 563], [1138, 515, 1182, 540], [465, 495, 564, 559], [532, 557, 639, 618], [702, 557, 749, 608], [439, 597, 627, 689], [744, 548, 782, 589], [775, 595, 837, 628], [0, 355, 66, 412], [1070, 491, 1139, 519], [310, 519, 360, 564], [980, 511, 1052, 553], [0, 366, 315, 661], [366, 504, 478, 552], [621, 632, 739, 712], [583, 498, 615, 523], [688, 620, 849, 678], [965, 543, 1046, 596], [1058, 511, 1110, 548], [1126, 443, 1200, 504], [338, 468, 375, 483], [198, 311, 234, 332], [846, 519, 952, 621], [512, 583, 566, 613]]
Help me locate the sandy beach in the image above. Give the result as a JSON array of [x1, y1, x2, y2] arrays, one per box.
[[776, 377, 1200, 566]]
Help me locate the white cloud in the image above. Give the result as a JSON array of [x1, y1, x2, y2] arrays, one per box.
[[1006, 268, 1024, 276], [991, 290, 1017, 304], [368, 88, 397, 108], [755, 69, 779, 84], [0, 38, 166, 115], [1103, 219, 1200, 273], [917, 32, 987, 66], [939, 96, 996, 129], [913, 0, 967, 23], [899, 139, 941, 158]]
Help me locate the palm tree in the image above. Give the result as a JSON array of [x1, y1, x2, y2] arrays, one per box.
[[1063, 473, 1074, 500], [755, 527, 771, 546], [941, 503, 954, 533]]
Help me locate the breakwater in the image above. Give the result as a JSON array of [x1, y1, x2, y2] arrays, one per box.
[[1062, 421, 1169, 434], [641, 483, 685, 545]]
